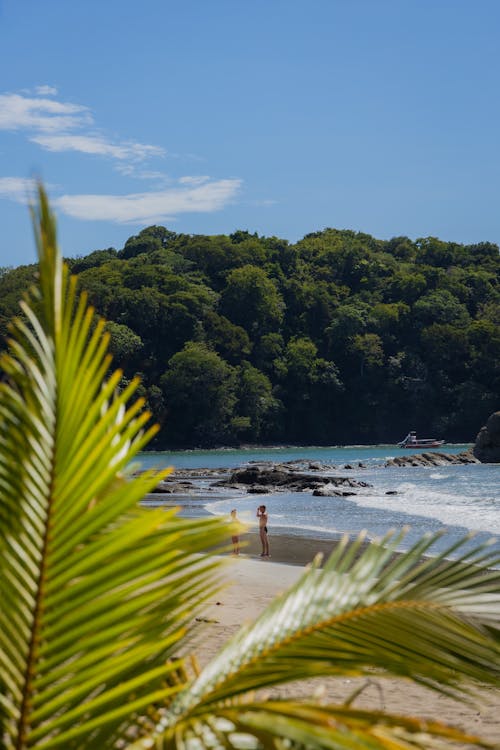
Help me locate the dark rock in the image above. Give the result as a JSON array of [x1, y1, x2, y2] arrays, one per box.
[[343, 464, 354, 470], [154, 480, 195, 493], [228, 467, 290, 485], [219, 465, 372, 493], [385, 490, 398, 495], [313, 488, 343, 497], [385, 450, 479, 468], [473, 411, 500, 463]]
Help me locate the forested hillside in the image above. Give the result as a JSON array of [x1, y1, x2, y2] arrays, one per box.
[[1, 226, 499, 447]]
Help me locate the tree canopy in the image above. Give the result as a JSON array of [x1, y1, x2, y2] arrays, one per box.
[[0, 225, 498, 447]]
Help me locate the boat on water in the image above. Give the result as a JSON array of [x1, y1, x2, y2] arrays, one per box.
[[398, 431, 445, 449]]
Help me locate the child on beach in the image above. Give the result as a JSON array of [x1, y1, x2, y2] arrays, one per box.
[[256, 505, 270, 557], [230, 509, 240, 555]]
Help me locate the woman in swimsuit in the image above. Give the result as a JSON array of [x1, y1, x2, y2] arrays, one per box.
[[230, 509, 240, 555], [256, 505, 270, 557]]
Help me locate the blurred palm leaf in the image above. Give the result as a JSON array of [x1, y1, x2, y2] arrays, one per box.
[[135, 530, 500, 749], [0, 186, 230, 749]]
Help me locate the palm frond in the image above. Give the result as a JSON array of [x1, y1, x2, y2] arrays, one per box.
[[0, 185, 230, 749], [143, 529, 500, 748], [139, 700, 497, 750]]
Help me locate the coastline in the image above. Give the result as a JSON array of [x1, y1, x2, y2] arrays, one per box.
[[144, 448, 500, 557], [188, 532, 500, 744]]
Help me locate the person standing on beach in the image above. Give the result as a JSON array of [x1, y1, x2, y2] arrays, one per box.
[[256, 505, 270, 557], [230, 509, 240, 555]]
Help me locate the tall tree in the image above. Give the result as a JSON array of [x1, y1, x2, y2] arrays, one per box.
[[161, 342, 237, 445]]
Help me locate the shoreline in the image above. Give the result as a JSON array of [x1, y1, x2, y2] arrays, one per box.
[[145, 442, 474, 453], [234, 530, 348, 566], [229, 527, 500, 574]]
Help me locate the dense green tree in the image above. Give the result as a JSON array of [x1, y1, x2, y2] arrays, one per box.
[[105, 321, 144, 367], [1, 215, 498, 447], [415, 237, 465, 267], [385, 268, 427, 303], [253, 332, 286, 376], [160, 342, 237, 445], [278, 337, 343, 441], [70, 247, 118, 273], [203, 310, 252, 363], [220, 264, 285, 335], [350, 333, 384, 377], [234, 361, 279, 440], [413, 289, 471, 328], [119, 225, 176, 259], [0, 263, 38, 343], [370, 302, 409, 337], [420, 324, 469, 377]]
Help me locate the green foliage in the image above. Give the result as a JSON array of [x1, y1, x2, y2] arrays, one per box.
[[119, 225, 176, 259], [70, 247, 118, 273], [0, 263, 38, 344], [413, 289, 471, 328], [141, 530, 500, 750], [220, 264, 285, 335], [160, 342, 238, 445], [105, 320, 144, 364], [235, 361, 278, 439], [0, 211, 498, 446], [1, 188, 500, 750], [202, 310, 252, 364], [0, 186, 232, 748], [350, 332, 385, 375]]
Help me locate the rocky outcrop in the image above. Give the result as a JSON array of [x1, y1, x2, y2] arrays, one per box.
[[154, 480, 195, 493], [312, 487, 357, 497], [217, 465, 371, 493], [473, 411, 500, 463], [385, 450, 478, 468]]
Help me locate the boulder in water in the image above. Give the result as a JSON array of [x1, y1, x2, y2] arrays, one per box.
[[385, 450, 478, 467], [473, 411, 500, 463]]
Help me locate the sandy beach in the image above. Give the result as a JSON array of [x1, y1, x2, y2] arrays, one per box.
[[187, 531, 500, 746]]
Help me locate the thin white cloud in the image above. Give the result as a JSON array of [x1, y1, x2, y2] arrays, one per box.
[[114, 165, 174, 186], [54, 179, 242, 223], [0, 93, 91, 132], [178, 175, 211, 186], [0, 89, 247, 220], [35, 85, 58, 96], [31, 133, 164, 160], [0, 90, 163, 162]]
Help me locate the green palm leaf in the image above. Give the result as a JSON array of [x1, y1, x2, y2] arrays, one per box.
[[0, 186, 230, 749], [139, 530, 500, 749], [144, 700, 496, 750]]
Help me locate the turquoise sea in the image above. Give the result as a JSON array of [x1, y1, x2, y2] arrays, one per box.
[[138, 444, 499, 557]]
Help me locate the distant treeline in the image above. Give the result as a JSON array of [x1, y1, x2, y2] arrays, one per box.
[[1, 226, 499, 447]]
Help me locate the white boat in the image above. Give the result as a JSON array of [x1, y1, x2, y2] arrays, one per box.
[[398, 431, 445, 449]]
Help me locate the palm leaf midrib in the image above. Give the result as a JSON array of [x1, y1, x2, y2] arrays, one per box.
[[14, 328, 57, 750], [183, 599, 446, 696]]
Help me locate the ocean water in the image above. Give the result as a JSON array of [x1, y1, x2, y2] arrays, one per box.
[[137, 444, 499, 557]]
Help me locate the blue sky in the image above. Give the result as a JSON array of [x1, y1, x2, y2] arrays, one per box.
[[1, 0, 500, 266]]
